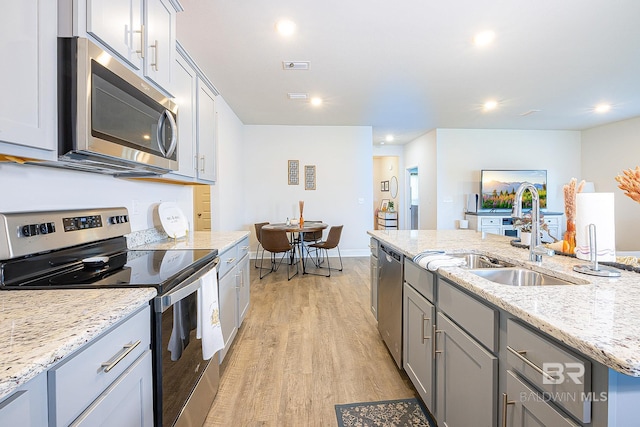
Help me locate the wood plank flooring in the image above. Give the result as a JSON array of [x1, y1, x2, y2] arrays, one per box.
[[204, 257, 417, 426]]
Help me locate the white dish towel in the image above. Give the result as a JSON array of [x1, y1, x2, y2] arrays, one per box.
[[413, 251, 466, 271], [197, 267, 225, 360]]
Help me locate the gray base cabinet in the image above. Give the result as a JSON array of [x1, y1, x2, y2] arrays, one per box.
[[505, 370, 579, 427], [435, 312, 497, 426], [403, 283, 435, 408]]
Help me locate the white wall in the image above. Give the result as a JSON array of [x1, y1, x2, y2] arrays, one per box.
[[0, 163, 193, 232], [582, 117, 640, 251], [435, 129, 582, 229], [404, 130, 437, 229], [243, 125, 373, 256], [211, 96, 246, 232]]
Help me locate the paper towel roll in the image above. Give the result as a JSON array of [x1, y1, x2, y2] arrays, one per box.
[[575, 193, 616, 262]]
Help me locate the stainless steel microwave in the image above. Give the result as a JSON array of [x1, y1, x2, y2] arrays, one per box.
[[56, 37, 178, 176]]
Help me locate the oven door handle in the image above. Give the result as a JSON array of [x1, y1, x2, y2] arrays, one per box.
[[157, 257, 219, 312]]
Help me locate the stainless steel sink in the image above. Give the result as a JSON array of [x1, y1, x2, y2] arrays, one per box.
[[451, 253, 515, 269], [468, 267, 577, 286]]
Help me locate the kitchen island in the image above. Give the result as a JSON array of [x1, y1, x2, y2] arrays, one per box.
[[369, 229, 640, 426]]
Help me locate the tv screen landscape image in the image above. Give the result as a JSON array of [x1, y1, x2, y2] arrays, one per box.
[[480, 170, 547, 210]]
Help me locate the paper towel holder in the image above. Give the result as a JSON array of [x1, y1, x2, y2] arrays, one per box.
[[573, 223, 621, 277]]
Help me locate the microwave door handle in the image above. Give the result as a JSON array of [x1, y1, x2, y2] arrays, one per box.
[[156, 110, 177, 158]]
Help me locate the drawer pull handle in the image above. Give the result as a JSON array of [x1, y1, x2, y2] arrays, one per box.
[[421, 316, 431, 343], [226, 258, 236, 264], [507, 345, 555, 382], [101, 340, 141, 373], [242, 246, 249, 251], [502, 393, 515, 427]]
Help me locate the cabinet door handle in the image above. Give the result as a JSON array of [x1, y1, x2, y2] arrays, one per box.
[[502, 393, 515, 427], [433, 325, 442, 358], [101, 340, 141, 373], [421, 316, 431, 343], [134, 25, 144, 58], [226, 257, 236, 264], [200, 155, 206, 172], [150, 40, 159, 71], [507, 345, 555, 382]]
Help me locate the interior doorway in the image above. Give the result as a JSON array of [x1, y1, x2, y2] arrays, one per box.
[[193, 185, 211, 231], [407, 167, 419, 229]]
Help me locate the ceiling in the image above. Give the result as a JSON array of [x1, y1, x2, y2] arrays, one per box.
[[176, 0, 640, 145]]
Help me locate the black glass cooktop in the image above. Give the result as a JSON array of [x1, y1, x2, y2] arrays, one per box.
[[0, 237, 217, 293]]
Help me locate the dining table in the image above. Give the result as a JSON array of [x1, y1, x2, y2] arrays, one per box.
[[261, 222, 328, 274]]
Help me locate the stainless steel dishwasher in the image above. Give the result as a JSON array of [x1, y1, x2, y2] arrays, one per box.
[[377, 244, 404, 368]]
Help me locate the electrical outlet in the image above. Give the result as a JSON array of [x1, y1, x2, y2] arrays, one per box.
[[132, 199, 140, 215]]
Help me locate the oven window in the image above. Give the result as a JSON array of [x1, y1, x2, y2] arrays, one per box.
[[161, 292, 206, 426]]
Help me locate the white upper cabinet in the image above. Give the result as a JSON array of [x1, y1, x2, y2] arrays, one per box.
[[172, 52, 198, 179], [86, 0, 144, 70], [168, 46, 218, 183], [65, 0, 180, 95], [0, 0, 57, 158], [197, 80, 217, 182], [144, 0, 176, 92]]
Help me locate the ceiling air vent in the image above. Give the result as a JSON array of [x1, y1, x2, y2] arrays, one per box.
[[287, 93, 309, 100], [282, 61, 310, 70]]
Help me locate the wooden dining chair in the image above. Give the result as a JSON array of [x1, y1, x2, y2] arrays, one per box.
[[253, 222, 269, 269], [259, 228, 299, 280], [306, 225, 343, 277]]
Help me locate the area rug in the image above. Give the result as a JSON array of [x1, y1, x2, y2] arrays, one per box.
[[335, 398, 435, 427]]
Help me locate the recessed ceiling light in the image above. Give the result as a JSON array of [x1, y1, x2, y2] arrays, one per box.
[[385, 134, 394, 142], [276, 19, 296, 37], [474, 30, 495, 47], [483, 100, 498, 111], [310, 97, 323, 106], [594, 103, 611, 113]]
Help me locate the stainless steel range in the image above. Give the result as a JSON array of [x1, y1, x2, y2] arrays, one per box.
[[0, 207, 220, 427]]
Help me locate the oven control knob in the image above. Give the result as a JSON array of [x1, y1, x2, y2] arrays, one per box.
[[39, 223, 49, 234], [120, 215, 128, 223], [21, 225, 31, 237]]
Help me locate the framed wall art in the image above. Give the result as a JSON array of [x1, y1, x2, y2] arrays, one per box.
[[288, 160, 299, 185], [305, 165, 316, 190]]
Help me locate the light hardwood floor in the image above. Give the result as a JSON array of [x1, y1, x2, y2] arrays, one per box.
[[204, 257, 417, 426]]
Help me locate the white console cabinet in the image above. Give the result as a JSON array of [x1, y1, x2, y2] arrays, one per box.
[[466, 212, 563, 243]]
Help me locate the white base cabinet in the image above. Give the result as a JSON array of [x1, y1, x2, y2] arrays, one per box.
[[218, 236, 251, 363], [0, 304, 153, 426], [70, 351, 153, 427], [0, 372, 48, 427], [0, 1, 57, 159]]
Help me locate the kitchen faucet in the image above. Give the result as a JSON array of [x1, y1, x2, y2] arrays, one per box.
[[512, 182, 554, 262]]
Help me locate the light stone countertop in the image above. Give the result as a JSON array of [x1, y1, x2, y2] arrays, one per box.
[[131, 230, 249, 254], [369, 229, 640, 377], [0, 287, 156, 401]]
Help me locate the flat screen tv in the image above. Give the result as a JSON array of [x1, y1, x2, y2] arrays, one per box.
[[480, 170, 547, 210]]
